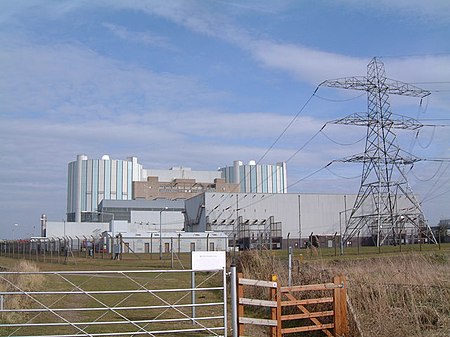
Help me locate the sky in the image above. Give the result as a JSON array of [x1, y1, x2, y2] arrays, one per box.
[[1, 0, 449, 239]]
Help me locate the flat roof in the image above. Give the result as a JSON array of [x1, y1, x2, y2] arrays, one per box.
[[99, 199, 185, 210]]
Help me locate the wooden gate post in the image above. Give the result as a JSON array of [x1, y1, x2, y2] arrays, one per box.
[[275, 276, 281, 337], [333, 274, 348, 337], [238, 273, 244, 336], [269, 275, 281, 337]]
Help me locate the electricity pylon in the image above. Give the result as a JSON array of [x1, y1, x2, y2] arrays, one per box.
[[321, 57, 437, 246]]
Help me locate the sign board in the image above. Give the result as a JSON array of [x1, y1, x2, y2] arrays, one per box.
[[191, 251, 226, 271]]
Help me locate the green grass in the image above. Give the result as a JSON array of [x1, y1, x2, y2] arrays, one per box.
[[1, 244, 449, 336], [236, 248, 450, 337], [0, 255, 225, 336], [273, 242, 450, 262]]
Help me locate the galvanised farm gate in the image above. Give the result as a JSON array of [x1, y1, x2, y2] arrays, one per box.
[[0, 268, 227, 336]]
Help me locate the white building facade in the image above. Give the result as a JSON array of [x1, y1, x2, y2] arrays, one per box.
[[67, 155, 143, 222], [67, 155, 286, 223], [143, 166, 222, 183], [220, 160, 287, 193], [185, 192, 357, 248]]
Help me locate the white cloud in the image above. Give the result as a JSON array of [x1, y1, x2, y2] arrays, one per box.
[[102, 1, 450, 87], [0, 0, 448, 236], [102, 22, 177, 50], [249, 41, 367, 84], [0, 34, 225, 118], [4, 1, 448, 89], [246, 40, 450, 88], [341, 0, 450, 23]]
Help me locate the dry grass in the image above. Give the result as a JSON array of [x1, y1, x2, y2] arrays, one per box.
[[334, 253, 450, 337], [237, 249, 450, 337], [0, 260, 46, 323], [0, 258, 224, 336], [237, 250, 334, 336], [1, 249, 448, 336]]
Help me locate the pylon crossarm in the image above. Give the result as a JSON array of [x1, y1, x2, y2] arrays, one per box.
[[333, 154, 420, 165], [385, 78, 431, 97], [331, 112, 423, 130], [330, 113, 369, 126], [319, 76, 368, 91], [390, 113, 423, 130]]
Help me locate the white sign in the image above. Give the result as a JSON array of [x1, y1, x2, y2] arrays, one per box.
[[191, 251, 226, 271]]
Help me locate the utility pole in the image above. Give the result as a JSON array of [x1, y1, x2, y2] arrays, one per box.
[[321, 57, 437, 246]]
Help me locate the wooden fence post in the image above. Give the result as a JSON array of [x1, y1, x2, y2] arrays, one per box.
[[333, 274, 348, 337], [276, 276, 281, 337], [238, 273, 244, 337], [269, 275, 279, 337]]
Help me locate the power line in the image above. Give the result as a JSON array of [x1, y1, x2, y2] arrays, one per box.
[[224, 162, 333, 212], [204, 59, 450, 242], [206, 87, 320, 219], [410, 161, 444, 182], [320, 128, 366, 146], [287, 162, 332, 190], [415, 127, 436, 149], [418, 118, 450, 121], [410, 81, 450, 85], [420, 162, 450, 203], [422, 186, 450, 204], [380, 52, 450, 59], [314, 92, 365, 102], [326, 165, 361, 180], [420, 123, 450, 127], [256, 87, 319, 165], [285, 126, 324, 163], [319, 57, 438, 245]]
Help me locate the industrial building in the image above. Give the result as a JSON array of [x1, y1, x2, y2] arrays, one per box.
[[102, 225, 228, 254], [185, 192, 357, 249], [431, 219, 450, 243], [98, 199, 185, 231], [133, 177, 238, 200], [45, 196, 227, 254], [48, 155, 292, 253], [219, 160, 287, 193], [60, 154, 433, 250], [67, 155, 143, 222], [43, 220, 228, 254], [67, 155, 268, 222]]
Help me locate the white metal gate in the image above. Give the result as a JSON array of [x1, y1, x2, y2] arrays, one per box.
[[0, 269, 227, 336]]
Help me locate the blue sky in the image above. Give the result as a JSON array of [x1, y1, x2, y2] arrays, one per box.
[[1, 0, 449, 239]]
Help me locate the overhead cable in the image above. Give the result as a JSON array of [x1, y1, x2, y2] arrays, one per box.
[[320, 128, 366, 146], [314, 92, 365, 102], [256, 86, 319, 165], [206, 86, 319, 219]]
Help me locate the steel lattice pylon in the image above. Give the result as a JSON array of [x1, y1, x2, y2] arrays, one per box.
[[321, 58, 437, 246]]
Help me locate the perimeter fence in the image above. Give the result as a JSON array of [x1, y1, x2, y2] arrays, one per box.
[[0, 235, 228, 265]]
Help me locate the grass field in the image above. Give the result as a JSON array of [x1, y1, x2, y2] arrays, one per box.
[[0, 254, 224, 336], [1, 243, 449, 336], [238, 244, 450, 337]]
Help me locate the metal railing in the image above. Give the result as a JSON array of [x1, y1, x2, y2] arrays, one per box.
[[0, 268, 227, 336]]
